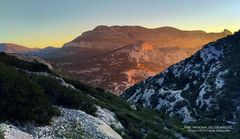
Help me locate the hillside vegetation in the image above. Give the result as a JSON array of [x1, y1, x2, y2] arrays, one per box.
[[0, 52, 196, 139]]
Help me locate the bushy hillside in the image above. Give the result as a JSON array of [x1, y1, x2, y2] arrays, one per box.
[[0, 53, 198, 139], [0, 53, 51, 73], [0, 62, 59, 125]]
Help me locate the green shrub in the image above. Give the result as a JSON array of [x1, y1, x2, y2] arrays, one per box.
[[31, 76, 97, 115], [0, 62, 59, 125]]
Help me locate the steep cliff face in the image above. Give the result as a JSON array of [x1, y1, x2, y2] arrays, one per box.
[[122, 31, 240, 123]]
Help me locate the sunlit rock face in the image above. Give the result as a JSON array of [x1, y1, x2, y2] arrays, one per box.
[[51, 41, 202, 95], [36, 26, 231, 94]]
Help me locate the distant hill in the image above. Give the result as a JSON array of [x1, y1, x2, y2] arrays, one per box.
[[0, 43, 39, 53], [29, 46, 60, 58]]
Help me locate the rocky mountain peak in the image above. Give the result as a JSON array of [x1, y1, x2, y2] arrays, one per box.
[[223, 29, 232, 35], [93, 25, 110, 31], [93, 25, 146, 31], [121, 41, 155, 52]]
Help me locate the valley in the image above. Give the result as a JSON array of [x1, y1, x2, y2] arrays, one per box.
[[1, 26, 230, 94]]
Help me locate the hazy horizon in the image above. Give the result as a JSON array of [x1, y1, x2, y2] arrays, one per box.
[[1, 0, 239, 48]]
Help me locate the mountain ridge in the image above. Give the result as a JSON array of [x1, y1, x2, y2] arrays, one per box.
[[63, 25, 231, 50]]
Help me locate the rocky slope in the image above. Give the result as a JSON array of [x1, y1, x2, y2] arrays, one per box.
[[122, 31, 240, 124], [0, 53, 123, 139], [0, 107, 122, 139], [42, 26, 231, 94], [0, 43, 38, 53]]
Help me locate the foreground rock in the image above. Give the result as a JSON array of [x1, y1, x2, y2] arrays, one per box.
[[0, 107, 122, 139]]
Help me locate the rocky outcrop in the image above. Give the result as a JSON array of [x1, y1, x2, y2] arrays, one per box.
[[0, 124, 33, 139], [0, 107, 122, 139]]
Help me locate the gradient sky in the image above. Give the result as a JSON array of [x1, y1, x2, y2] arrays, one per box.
[[0, 0, 239, 48]]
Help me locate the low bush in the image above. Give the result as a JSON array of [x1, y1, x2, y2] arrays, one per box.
[[0, 62, 59, 125]]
